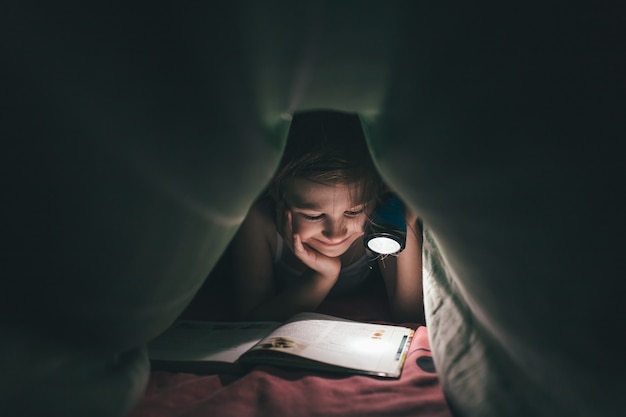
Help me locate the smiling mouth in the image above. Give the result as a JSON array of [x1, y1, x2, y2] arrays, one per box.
[[316, 237, 350, 247]]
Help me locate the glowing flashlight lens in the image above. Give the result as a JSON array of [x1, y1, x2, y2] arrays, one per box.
[[367, 236, 401, 255]]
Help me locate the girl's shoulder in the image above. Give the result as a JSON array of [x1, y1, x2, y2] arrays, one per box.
[[246, 194, 276, 225], [241, 194, 278, 252]]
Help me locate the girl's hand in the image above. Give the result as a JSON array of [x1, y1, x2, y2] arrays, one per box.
[[292, 233, 342, 278], [284, 210, 341, 279]]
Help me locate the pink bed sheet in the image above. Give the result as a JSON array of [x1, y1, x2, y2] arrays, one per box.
[[128, 280, 453, 417]]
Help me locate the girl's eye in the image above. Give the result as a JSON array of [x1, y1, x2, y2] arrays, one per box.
[[300, 213, 324, 221], [344, 209, 364, 218]]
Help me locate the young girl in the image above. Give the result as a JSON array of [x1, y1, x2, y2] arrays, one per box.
[[231, 110, 424, 323]]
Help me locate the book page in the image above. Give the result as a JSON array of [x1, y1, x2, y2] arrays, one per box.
[[148, 320, 281, 363], [244, 317, 413, 376]]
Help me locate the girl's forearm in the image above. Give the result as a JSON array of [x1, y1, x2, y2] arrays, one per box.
[[380, 218, 425, 323], [240, 269, 338, 321]]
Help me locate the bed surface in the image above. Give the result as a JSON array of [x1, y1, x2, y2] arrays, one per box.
[[128, 278, 452, 417], [129, 326, 449, 417]]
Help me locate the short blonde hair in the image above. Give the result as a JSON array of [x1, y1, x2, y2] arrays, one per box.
[[271, 110, 384, 217]]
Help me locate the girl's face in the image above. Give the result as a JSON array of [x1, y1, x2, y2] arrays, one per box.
[[283, 177, 368, 258]]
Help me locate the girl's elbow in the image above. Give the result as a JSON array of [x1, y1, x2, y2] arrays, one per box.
[[391, 303, 425, 324]]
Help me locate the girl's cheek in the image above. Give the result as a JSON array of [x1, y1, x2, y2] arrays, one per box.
[[352, 217, 367, 232], [291, 218, 311, 235], [291, 218, 302, 233]]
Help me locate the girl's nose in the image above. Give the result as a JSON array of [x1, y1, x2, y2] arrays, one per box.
[[322, 218, 348, 240]]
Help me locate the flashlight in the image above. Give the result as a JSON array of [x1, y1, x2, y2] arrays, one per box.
[[364, 193, 407, 256]]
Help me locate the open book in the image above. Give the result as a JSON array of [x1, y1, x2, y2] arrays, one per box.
[[147, 312, 414, 378]]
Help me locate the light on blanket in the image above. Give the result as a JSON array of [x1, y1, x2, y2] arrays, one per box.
[[364, 193, 406, 256]]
